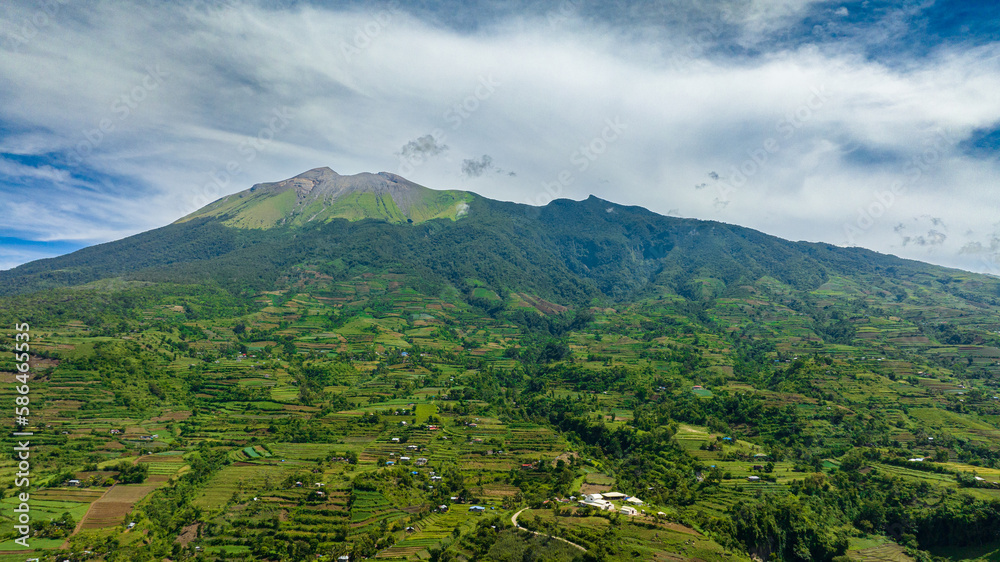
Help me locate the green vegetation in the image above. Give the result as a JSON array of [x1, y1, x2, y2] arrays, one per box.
[[3, 179, 1000, 560]]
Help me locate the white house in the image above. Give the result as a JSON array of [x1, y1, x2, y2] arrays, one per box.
[[620, 506, 638, 516], [578, 499, 614, 511], [626, 497, 644, 505]]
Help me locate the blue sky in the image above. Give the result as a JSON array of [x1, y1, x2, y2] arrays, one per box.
[[1, 0, 999, 272]]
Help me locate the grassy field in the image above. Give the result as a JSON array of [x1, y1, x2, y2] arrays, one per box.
[[4, 263, 1000, 560]]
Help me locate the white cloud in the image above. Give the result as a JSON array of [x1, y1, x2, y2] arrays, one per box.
[[0, 157, 71, 183], [0, 1, 998, 273]]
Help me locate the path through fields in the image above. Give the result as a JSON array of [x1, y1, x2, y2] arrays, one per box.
[[60, 484, 115, 548], [510, 508, 587, 552]]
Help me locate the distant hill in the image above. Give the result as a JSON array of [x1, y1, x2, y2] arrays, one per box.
[[3, 168, 998, 311]]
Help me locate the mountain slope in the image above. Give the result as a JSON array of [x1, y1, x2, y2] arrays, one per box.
[[6, 169, 1000, 561], [176, 167, 473, 228], [3, 168, 998, 311]]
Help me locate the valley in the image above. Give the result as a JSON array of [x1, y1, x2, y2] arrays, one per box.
[[2, 171, 1000, 561]]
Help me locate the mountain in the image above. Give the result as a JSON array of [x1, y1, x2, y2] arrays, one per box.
[[7, 168, 1000, 561], [176, 167, 474, 228], [3, 167, 997, 309]]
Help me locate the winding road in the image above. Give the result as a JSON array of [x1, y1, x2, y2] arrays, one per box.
[[511, 508, 588, 552]]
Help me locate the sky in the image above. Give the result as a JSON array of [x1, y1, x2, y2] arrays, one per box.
[[1, 0, 999, 274]]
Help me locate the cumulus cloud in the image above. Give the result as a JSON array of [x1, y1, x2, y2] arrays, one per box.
[[398, 134, 449, 160], [461, 154, 494, 177], [902, 230, 947, 247], [461, 154, 515, 178]]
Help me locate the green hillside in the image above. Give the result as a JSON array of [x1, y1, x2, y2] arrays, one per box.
[[176, 168, 473, 229], [3, 169, 1000, 561]]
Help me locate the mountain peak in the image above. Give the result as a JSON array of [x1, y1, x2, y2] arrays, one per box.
[[178, 168, 474, 229], [294, 166, 338, 178]]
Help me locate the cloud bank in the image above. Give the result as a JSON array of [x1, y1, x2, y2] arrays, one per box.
[[0, 0, 998, 273]]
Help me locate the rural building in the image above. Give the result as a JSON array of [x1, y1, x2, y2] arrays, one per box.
[[469, 505, 486, 512], [602, 492, 626, 499], [578, 499, 614, 511], [626, 497, 644, 505], [620, 506, 638, 516], [747, 476, 760, 482]]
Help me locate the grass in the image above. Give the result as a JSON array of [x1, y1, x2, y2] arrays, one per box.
[[929, 541, 1000, 561]]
